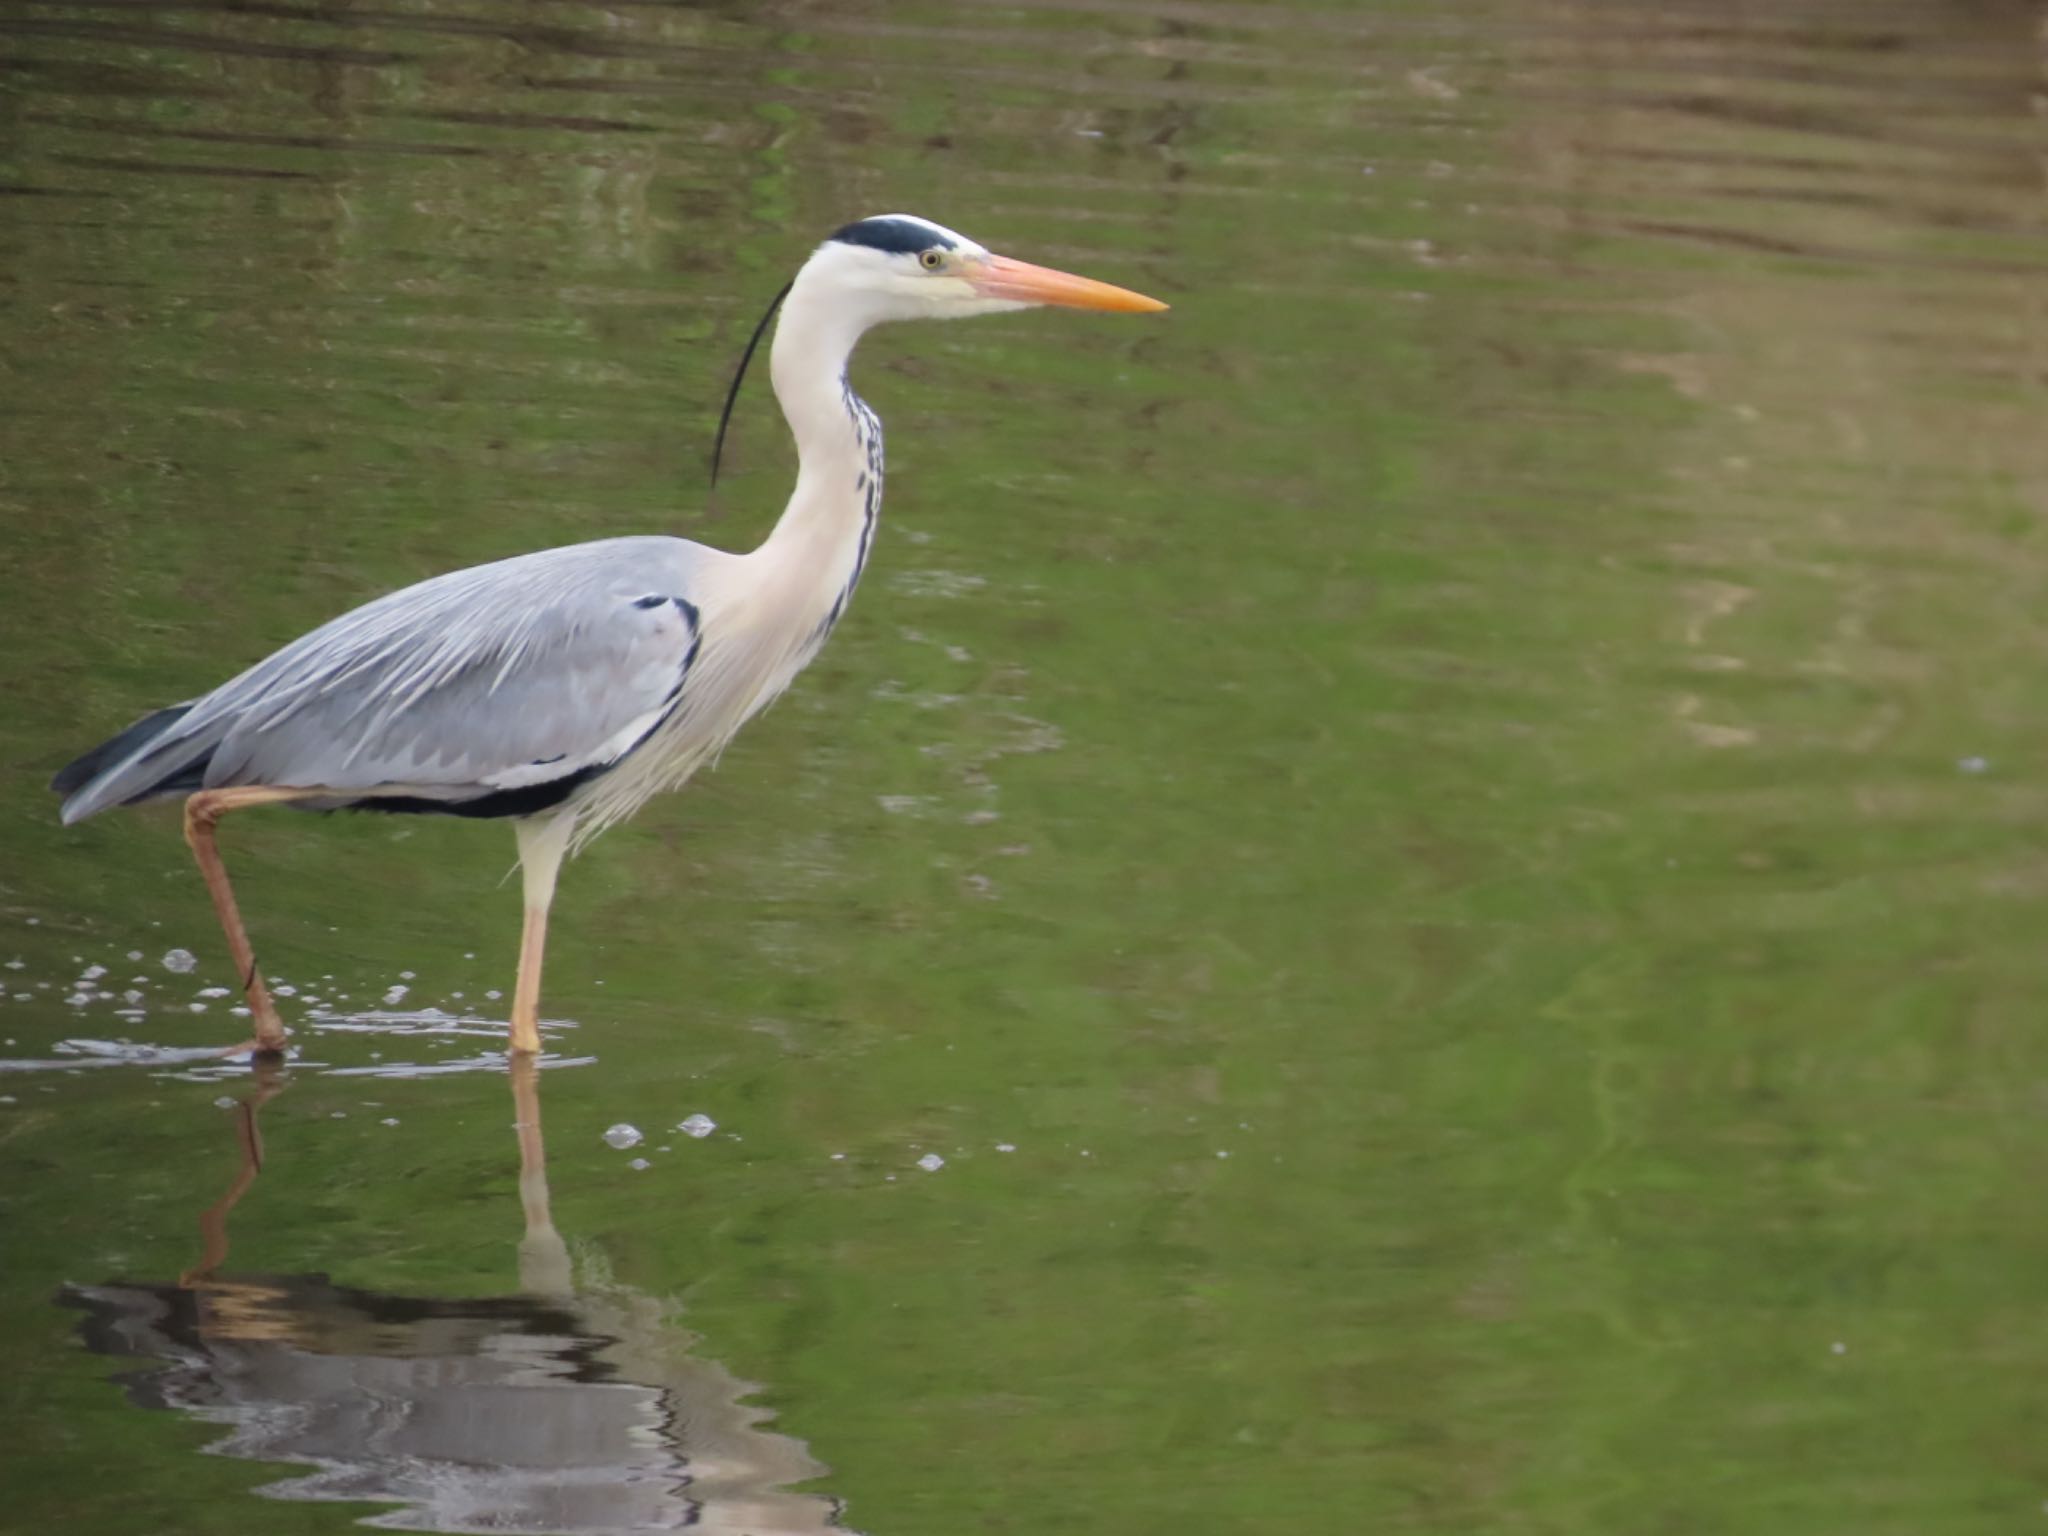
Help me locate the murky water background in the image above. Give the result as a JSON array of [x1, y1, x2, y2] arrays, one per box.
[[4, 1, 2048, 1531]]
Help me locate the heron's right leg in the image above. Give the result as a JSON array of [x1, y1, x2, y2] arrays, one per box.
[[184, 786, 314, 1056], [182, 1056, 286, 1287], [509, 814, 574, 1056]]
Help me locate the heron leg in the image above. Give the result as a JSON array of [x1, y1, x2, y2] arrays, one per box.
[[509, 813, 574, 1056], [184, 786, 313, 1056], [182, 1055, 286, 1287], [509, 1051, 571, 1294]]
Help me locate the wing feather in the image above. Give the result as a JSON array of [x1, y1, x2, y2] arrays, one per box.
[[60, 537, 725, 821]]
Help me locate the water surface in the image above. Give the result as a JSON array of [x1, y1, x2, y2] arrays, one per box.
[[4, 1, 2048, 1532]]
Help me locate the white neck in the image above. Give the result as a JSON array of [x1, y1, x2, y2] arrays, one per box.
[[758, 271, 880, 565]]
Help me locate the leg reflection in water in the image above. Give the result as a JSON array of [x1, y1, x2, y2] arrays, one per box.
[[62, 1058, 848, 1536]]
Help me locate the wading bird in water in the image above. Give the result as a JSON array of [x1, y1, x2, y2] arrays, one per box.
[[52, 215, 1166, 1057]]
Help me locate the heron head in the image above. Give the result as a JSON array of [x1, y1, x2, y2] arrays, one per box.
[[712, 215, 1165, 486], [806, 214, 1168, 324]]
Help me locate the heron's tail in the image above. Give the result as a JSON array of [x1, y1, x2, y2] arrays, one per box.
[[51, 703, 215, 824]]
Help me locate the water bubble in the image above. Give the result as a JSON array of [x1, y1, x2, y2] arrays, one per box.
[[63, 992, 90, 1008], [213, 1096, 237, 1110], [382, 985, 409, 1005], [80, 964, 107, 982], [1958, 756, 1990, 775], [676, 1114, 717, 1139], [916, 1153, 946, 1172], [125, 951, 143, 962], [603, 1123, 644, 1150], [628, 1157, 650, 1171], [399, 971, 416, 981], [162, 949, 198, 975], [995, 1143, 1016, 1153], [197, 987, 230, 999], [380, 1117, 400, 1127], [829, 1152, 847, 1161], [188, 1002, 208, 1013]]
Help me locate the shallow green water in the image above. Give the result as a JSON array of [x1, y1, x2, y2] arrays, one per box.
[[5, 1, 2048, 1531]]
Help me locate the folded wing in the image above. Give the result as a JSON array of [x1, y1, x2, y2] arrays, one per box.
[[58, 537, 721, 823]]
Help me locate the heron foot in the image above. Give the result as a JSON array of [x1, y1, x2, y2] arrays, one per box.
[[217, 1036, 291, 1062]]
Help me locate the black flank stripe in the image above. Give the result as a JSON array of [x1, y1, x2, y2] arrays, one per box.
[[360, 595, 706, 821]]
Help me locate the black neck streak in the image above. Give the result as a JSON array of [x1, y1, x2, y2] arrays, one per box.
[[812, 378, 885, 645]]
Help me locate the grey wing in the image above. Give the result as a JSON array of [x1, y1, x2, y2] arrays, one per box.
[[60, 537, 719, 822]]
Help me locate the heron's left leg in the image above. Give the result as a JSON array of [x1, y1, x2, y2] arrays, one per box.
[[509, 1052, 570, 1295], [509, 813, 574, 1056], [184, 786, 317, 1056]]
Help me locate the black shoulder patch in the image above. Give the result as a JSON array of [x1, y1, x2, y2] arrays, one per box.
[[828, 216, 955, 256]]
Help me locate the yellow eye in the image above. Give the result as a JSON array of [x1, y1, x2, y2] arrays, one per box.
[[919, 249, 944, 271]]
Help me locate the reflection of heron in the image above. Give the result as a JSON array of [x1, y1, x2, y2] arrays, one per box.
[[63, 1061, 848, 1535], [179, 1055, 286, 1289], [51, 214, 1166, 1056]]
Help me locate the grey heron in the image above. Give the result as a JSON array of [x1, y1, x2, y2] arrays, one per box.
[[52, 214, 1166, 1057]]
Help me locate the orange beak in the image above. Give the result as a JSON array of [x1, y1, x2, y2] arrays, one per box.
[[970, 253, 1168, 313]]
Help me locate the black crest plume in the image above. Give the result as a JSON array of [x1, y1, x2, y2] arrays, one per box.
[[710, 278, 794, 489]]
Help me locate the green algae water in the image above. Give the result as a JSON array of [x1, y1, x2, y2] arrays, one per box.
[[5, 1, 2048, 1531]]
